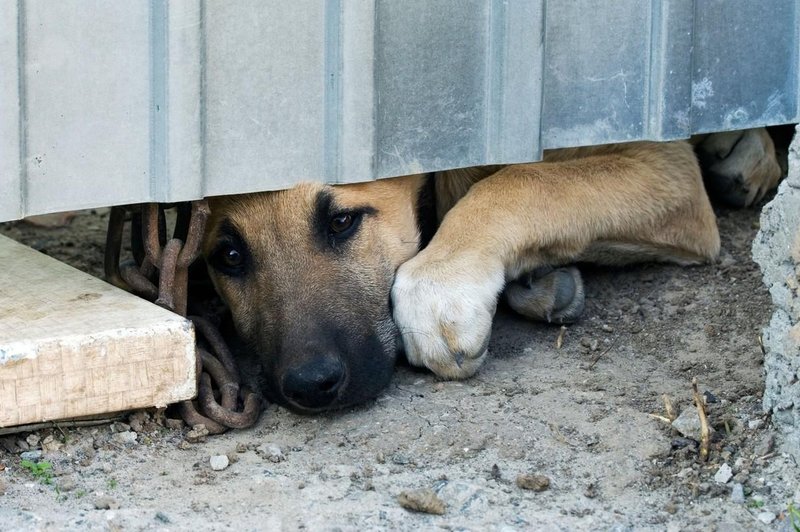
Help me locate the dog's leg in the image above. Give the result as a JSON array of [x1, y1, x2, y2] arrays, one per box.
[[693, 127, 783, 207], [504, 266, 585, 324], [392, 141, 719, 379]]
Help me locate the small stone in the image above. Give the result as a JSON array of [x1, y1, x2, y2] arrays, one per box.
[[672, 408, 715, 440], [25, 434, 40, 447], [732, 472, 749, 484], [19, 450, 42, 461], [391, 453, 410, 465], [747, 419, 764, 430], [155, 512, 171, 524], [702, 391, 718, 404], [111, 422, 130, 433], [0, 437, 17, 454], [730, 483, 745, 504], [397, 488, 446, 515], [0, 477, 7, 495], [209, 455, 229, 471], [94, 496, 120, 510], [58, 476, 77, 492], [101, 463, 113, 474], [235, 443, 248, 453], [185, 425, 209, 444], [516, 473, 550, 492], [112, 431, 138, 445], [128, 411, 148, 433], [754, 432, 775, 457], [714, 463, 733, 484], [583, 483, 598, 499], [165, 418, 184, 430], [256, 444, 284, 463], [41, 435, 63, 453], [664, 501, 678, 514], [756, 511, 775, 525], [601, 324, 614, 332], [177, 441, 191, 451]]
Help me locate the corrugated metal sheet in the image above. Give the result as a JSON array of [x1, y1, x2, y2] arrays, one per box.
[[1, 0, 798, 222]]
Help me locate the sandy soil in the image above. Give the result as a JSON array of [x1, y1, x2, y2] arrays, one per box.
[[0, 204, 798, 531]]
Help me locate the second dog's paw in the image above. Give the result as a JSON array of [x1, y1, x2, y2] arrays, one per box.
[[391, 252, 504, 379], [696, 128, 782, 207], [504, 266, 585, 324]]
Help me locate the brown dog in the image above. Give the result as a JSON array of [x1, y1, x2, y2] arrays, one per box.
[[203, 128, 782, 413]]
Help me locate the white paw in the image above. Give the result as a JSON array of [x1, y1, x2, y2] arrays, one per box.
[[391, 251, 504, 379]]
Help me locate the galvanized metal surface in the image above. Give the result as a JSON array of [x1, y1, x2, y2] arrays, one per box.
[[1, 0, 798, 222]]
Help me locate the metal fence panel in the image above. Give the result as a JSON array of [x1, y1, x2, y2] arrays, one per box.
[[1, 0, 798, 222]]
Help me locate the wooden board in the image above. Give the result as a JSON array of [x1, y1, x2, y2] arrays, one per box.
[[0, 235, 196, 427]]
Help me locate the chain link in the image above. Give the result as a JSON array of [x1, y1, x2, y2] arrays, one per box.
[[104, 202, 262, 434]]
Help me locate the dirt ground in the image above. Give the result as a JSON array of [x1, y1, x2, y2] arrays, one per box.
[[1, 202, 799, 531]]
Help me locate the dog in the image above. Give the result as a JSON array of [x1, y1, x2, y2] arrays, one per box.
[[202, 128, 784, 413]]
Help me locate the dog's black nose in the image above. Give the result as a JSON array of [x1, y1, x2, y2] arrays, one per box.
[[281, 356, 346, 410]]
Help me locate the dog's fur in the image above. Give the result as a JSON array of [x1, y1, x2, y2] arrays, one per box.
[[203, 128, 783, 413]]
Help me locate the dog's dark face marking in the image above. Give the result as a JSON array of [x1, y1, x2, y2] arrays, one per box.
[[204, 177, 427, 413]]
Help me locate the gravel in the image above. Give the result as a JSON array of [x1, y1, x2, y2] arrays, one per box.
[[714, 463, 733, 484]]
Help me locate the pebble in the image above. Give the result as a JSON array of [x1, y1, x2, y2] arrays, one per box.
[[41, 435, 63, 453], [0, 437, 17, 454], [730, 483, 745, 504], [209, 455, 230, 471], [397, 488, 446, 515], [19, 450, 42, 461], [0, 477, 7, 495], [601, 324, 614, 332], [128, 411, 148, 433], [516, 474, 550, 492], [754, 432, 775, 457], [756, 511, 775, 525], [112, 431, 137, 445], [165, 418, 184, 431], [671, 408, 714, 440], [714, 463, 733, 484], [186, 425, 209, 444], [111, 422, 130, 433], [94, 496, 120, 510], [26, 434, 40, 447], [256, 444, 285, 463], [747, 419, 764, 430], [58, 476, 77, 492]]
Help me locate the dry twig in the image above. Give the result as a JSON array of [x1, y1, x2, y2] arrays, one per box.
[[662, 394, 677, 422], [556, 326, 567, 349], [691, 377, 710, 461]]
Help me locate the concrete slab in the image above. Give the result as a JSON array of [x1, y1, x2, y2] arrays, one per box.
[[0, 234, 196, 428]]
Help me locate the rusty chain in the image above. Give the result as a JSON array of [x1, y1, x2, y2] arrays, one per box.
[[104, 201, 262, 434]]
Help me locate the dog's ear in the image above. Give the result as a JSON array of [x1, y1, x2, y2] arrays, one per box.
[[415, 173, 438, 250]]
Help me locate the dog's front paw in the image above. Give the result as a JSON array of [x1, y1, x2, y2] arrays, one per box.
[[392, 252, 505, 379], [696, 128, 782, 207]]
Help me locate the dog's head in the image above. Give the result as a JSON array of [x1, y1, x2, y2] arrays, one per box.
[[203, 175, 433, 413]]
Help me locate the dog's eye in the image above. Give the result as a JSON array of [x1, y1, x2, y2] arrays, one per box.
[[209, 242, 248, 276], [328, 212, 361, 239], [221, 247, 243, 267], [329, 213, 355, 234]]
